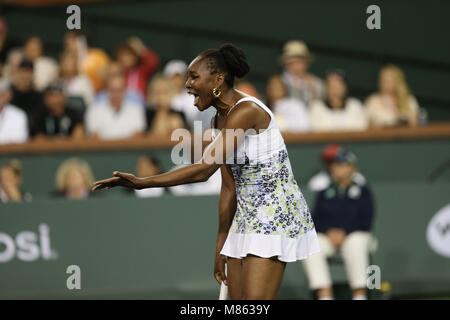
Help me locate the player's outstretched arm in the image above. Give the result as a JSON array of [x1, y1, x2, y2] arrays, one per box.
[[92, 101, 258, 192]]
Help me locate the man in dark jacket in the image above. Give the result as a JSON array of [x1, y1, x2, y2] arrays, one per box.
[[302, 148, 377, 300], [31, 82, 84, 140]]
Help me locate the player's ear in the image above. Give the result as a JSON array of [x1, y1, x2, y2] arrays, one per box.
[[215, 73, 225, 87]]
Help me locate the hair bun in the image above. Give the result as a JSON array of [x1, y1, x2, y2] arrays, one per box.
[[219, 43, 250, 79]]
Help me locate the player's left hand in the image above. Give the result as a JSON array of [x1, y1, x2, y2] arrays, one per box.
[[92, 171, 141, 191]]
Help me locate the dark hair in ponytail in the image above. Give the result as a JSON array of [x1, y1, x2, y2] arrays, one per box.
[[199, 43, 250, 87]]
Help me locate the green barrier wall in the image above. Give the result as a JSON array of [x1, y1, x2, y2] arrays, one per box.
[[1, 139, 449, 299]]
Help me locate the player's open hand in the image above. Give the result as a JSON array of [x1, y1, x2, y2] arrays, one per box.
[[92, 171, 140, 191]]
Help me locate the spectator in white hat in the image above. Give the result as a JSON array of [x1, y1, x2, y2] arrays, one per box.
[[0, 78, 29, 144], [279, 40, 324, 107], [164, 59, 216, 132]]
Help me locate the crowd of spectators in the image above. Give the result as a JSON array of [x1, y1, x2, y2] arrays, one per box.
[[0, 14, 425, 148], [273, 40, 421, 132]]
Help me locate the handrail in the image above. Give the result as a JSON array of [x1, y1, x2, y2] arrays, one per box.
[[1, 122, 449, 155]]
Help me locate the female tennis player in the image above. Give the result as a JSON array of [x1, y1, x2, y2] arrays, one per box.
[[92, 43, 320, 300]]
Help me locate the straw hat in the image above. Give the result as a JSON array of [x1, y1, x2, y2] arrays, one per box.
[[279, 40, 314, 64]]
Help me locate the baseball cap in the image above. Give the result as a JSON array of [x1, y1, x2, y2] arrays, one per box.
[[321, 144, 342, 161], [18, 59, 34, 70], [163, 60, 187, 77], [44, 81, 64, 93], [333, 148, 358, 165]]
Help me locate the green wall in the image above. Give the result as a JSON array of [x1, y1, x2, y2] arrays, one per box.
[[2, 139, 449, 197], [1, 138, 449, 299]]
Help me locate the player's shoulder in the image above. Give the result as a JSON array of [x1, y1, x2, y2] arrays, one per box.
[[228, 95, 265, 119]]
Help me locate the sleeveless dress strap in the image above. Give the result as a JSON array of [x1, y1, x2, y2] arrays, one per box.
[[227, 96, 275, 127]]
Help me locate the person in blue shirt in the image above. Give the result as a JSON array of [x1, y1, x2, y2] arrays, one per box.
[[302, 147, 377, 300]]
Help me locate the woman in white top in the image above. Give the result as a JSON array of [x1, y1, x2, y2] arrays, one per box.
[[23, 36, 59, 91], [92, 43, 319, 300], [365, 64, 419, 128], [59, 50, 95, 108], [266, 74, 311, 132], [310, 70, 367, 132]]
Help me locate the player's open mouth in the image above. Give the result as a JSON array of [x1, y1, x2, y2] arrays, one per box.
[[189, 91, 200, 106]]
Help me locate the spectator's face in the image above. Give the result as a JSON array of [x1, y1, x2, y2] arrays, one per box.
[[171, 74, 186, 92], [0, 167, 20, 189], [136, 157, 160, 177], [117, 48, 137, 70], [284, 57, 309, 76], [379, 69, 397, 95], [64, 33, 78, 52], [266, 77, 287, 103], [326, 74, 347, 102], [330, 162, 355, 183], [13, 67, 34, 90], [65, 167, 87, 198], [151, 79, 172, 109], [60, 54, 78, 77], [106, 61, 123, 76], [108, 76, 125, 108], [44, 91, 66, 115], [24, 37, 43, 61], [0, 90, 12, 108]]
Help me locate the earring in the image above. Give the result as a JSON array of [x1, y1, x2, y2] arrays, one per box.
[[212, 87, 221, 98]]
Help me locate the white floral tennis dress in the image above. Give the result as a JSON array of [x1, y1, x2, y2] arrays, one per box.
[[214, 96, 320, 262]]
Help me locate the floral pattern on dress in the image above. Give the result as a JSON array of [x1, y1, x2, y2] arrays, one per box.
[[229, 149, 315, 238]]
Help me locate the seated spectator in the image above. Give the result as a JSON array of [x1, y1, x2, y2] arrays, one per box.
[[54, 157, 94, 200], [59, 50, 94, 110], [133, 155, 165, 198], [116, 36, 159, 101], [94, 61, 145, 107], [23, 36, 59, 91], [31, 82, 84, 140], [266, 74, 310, 132], [10, 59, 42, 121], [307, 144, 366, 192], [0, 159, 32, 203], [146, 75, 186, 137], [302, 148, 376, 300], [279, 40, 324, 107], [366, 64, 419, 128], [63, 30, 110, 92], [85, 72, 145, 140], [0, 78, 29, 144], [310, 70, 368, 132], [164, 59, 216, 132], [2, 48, 23, 81]]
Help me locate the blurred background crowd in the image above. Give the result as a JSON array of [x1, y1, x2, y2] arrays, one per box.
[[0, 16, 426, 147]]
